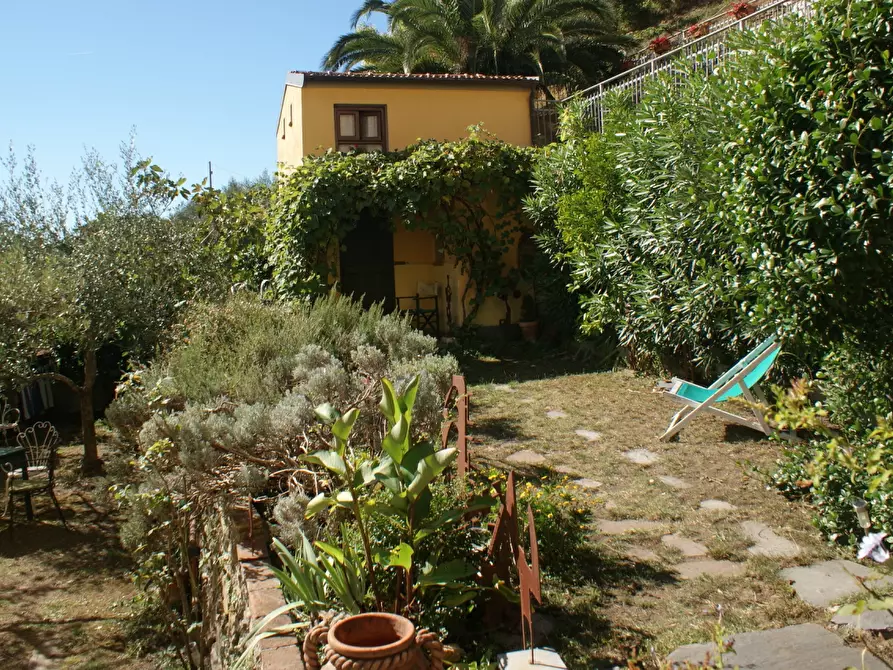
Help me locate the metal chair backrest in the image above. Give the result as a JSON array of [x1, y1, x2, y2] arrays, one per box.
[[1, 398, 20, 447], [16, 421, 60, 480]]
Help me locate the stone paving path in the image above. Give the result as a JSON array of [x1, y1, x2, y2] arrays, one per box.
[[699, 499, 735, 510], [658, 475, 690, 489], [780, 560, 893, 608], [623, 448, 660, 465], [668, 623, 889, 669], [494, 398, 893, 665]]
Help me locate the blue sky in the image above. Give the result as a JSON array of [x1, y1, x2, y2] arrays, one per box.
[[1, 0, 373, 188]]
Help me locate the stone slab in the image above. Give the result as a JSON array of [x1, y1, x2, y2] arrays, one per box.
[[662, 533, 708, 558], [546, 410, 568, 419], [597, 519, 664, 535], [260, 643, 304, 670], [658, 475, 690, 489], [667, 623, 888, 669], [626, 547, 661, 562], [700, 499, 736, 511], [555, 465, 579, 475], [493, 384, 518, 393], [499, 648, 567, 670], [624, 449, 660, 465], [507, 450, 547, 467], [741, 520, 800, 558], [573, 478, 603, 490], [574, 429, 602, 441], [781, 560, 893, 608], [673, 560, 746, 580], [832, 609, 893, 631]]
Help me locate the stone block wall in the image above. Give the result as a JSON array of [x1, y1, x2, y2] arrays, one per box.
[[202, 502, 304, 670]]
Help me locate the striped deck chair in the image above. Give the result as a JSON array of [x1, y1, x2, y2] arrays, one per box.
[[658, 336, 781, 441]]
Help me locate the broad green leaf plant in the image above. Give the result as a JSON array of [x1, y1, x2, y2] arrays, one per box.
[[281, 375, 488, 617]]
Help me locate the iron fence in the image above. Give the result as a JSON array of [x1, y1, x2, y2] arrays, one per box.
[[534, 0, 814, 144]]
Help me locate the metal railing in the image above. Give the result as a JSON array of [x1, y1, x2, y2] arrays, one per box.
[[532, 0, 813, 144], [624, 0, 777, 69]]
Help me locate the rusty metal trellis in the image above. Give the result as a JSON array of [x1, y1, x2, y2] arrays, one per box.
[[486, 470, 520, 583], [518, 504, 542, 663], [441, 374, 471, 477], [440, 378, 543, 656], [482, 470, 543, 660]]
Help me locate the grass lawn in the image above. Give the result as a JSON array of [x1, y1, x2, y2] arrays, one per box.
[[0, 445, 151, 670], [460, 347, 890, 668]]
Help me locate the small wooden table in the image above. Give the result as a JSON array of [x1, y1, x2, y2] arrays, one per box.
[[0, 445, 34, 520]]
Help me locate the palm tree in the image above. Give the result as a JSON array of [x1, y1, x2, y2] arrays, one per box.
[[322, 0, 629, 92]]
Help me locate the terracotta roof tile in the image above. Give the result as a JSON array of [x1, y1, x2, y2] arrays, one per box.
[[290, 71, 540, 85]]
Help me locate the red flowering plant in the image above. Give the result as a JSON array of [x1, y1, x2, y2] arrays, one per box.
[[728, 1, 755, 19], [648, 35, 673, 54], [685, 22, 711, 38]]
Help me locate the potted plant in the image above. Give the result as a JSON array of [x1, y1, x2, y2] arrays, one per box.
[[519, 294, 539, 343], [303, 612, 444, 670], [728, 1, 755, 19], [648, 35, 673, 55], [685, 21, 710, 38]]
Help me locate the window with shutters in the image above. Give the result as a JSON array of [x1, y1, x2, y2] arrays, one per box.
[[334, 105, 388, 153]]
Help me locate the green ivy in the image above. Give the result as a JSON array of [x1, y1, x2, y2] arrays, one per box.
[[268, 130, 536, 322]]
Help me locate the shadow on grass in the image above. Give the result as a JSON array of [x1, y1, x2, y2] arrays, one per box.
[[455, 342, 619, 385], [0, 487, 131, 576], [470, 415, 530, 442], [723, 423, 769, 443], [543, 546, 678, 668]]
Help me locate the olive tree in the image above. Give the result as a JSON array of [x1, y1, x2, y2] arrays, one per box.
[[0, 141, 223, 472]]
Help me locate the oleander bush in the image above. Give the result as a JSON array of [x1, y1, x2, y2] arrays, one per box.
[[528, 0, 893, 379]]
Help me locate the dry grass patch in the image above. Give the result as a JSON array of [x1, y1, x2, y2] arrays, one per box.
[[0, 445, 152, 670], [462, 354, 844, 668]]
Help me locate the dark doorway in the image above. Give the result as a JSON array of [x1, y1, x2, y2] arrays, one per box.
[[339, 216, 396, 312]]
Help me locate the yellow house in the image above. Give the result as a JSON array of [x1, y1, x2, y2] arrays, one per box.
[[275, 71, 540, 334]]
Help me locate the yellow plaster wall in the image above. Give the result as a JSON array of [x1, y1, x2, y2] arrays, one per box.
[[296, 83, 532, 160], [278, 79, 533, 329], [277, 86, 304, 170], [388, 223, 524, 329]]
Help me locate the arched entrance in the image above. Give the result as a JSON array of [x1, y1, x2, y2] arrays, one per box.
[[339, 216, 396, 312]]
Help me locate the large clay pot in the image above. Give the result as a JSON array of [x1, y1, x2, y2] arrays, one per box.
[[303, 613, 444, 670]]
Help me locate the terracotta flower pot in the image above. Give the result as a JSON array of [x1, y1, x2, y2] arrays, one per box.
[[519, 321, 539, 343], [304, 613, 444, 670]]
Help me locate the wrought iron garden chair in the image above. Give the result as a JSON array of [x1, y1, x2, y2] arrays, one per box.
[[0, 398, 20, 447], [5, 421, 66, 530], [396, 282, 441, 336]]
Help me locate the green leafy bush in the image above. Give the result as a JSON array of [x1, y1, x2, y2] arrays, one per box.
[[108, 293, 458, 445], [483, 471, 591, 574], [817, 341, 893, 434], [529, 0, 893, 378], [106, 294, 460, 667], [269, 377, 494, 638], [768, 380, 893, 543], [268, 132, 536, 322]]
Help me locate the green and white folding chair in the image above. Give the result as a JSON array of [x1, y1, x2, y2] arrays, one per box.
[[657, 336, 781, 441]]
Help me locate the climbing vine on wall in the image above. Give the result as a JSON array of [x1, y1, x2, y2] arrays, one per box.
[[268, 129, 537, 321]]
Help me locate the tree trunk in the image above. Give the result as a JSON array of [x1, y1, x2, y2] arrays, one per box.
[[80, 346, 102, 475]]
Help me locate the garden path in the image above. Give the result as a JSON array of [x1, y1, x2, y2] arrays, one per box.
[[468, 365, 893, 668], [0, 445, 152, 669]]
